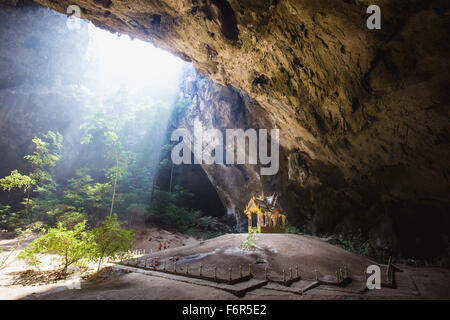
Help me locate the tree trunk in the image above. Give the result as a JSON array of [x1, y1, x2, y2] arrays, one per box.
[[97, 256, 103, 274], [150, 178, 155, 204], [169, 164, 174, 193], [109, 155, 119, 217], [63, 249, 69, 275], [26, 188, 31, 218]]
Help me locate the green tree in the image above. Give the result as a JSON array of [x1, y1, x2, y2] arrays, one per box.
[[88, 214, 135, 272], [25, 131, 63, 221], [80, 94, 135, 217], [24, 131, 63, 176], [103, 131, 134, 216], [19, 221, 90, 274], [0, 131, 61, 224], [0, 170, 36, 193]]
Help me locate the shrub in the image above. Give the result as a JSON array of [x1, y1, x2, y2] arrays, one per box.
[[19, 221, 90, 274], [88, 214, 135, 272], [241, 227, 259, 250]]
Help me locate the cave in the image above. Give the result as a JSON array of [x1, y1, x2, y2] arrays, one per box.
[[0, 0, 449, 302]]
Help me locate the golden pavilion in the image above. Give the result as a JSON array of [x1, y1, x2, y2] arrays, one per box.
[[244, 193, 286, 233]]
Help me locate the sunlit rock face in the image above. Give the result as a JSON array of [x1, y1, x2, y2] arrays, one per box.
[[7, 0, 450, 258]]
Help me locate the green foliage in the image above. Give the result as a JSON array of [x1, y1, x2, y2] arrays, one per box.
[[0, 203, 33, 231], [0, 204, 10, 215], [149, 190, 190, 228], [0, 170, 35, 193], [0, 206, 28, 231], [122, 201, 148, 224], [184, 227, 222, 240], [63, 168, 112, 217], [285, 223, 302, 234], [241, 227, 259, 250], [328, 229, 378, 259], [88, 214, 135, 272], [19, 221, 90, 273], [148, 188, 224, 238], [18, 216, 135, 274], [25, 131, 63, 184], [80, 93, 139, 217], [8, 131, 64, 224], [45, 204, 87, 229]]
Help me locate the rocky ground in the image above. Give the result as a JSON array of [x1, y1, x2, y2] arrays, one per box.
[[1, 232, 449, 300]]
